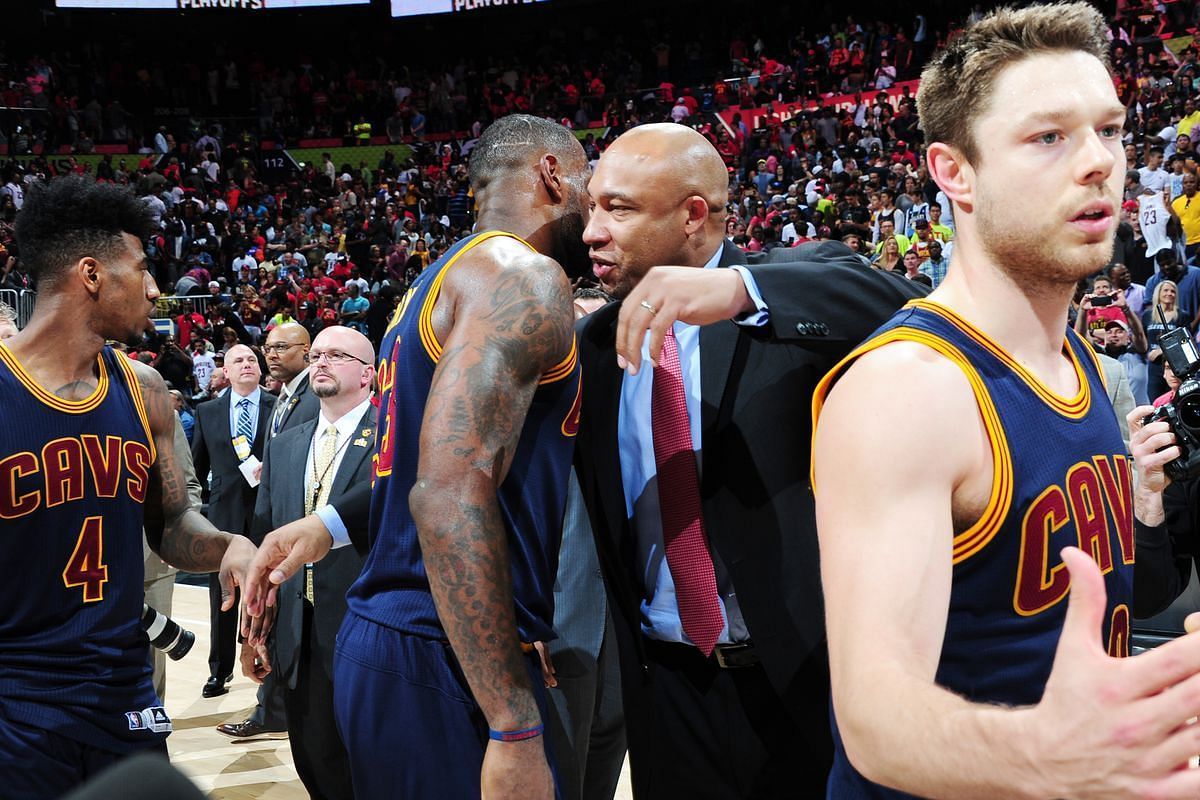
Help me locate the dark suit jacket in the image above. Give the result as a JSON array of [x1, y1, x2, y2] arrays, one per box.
[[573, 240, 927, 777], [252, 407, 376, 688], [270, 373, 321, 440], [191, 389, 276, 538]]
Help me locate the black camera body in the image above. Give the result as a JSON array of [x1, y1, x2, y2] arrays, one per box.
[[1145, 325, 1200, 481]]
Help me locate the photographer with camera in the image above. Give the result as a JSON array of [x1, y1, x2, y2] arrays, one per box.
[[1132, 325, 1200, 618], [1074, 272, 1147, 348]]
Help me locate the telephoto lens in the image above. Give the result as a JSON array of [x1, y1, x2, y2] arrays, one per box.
[[140, 603, 195, 661]]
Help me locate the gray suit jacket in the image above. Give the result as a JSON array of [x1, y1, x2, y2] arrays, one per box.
[[252, 407, 376, 688], [550, 469, 607, 662]]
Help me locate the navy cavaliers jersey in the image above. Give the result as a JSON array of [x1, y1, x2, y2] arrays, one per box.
[[347, 230, 582, 644], [0, 343, 166, 753], [813, 300, 1133, 799]]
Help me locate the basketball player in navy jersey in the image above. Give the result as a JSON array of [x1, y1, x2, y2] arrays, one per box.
[[612, 4, 1200, 798], [0, 175, 258, 799], [245, 114, 589, 800], [807, 5, 1200, 797]]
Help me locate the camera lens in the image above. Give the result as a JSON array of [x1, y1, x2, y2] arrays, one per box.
[[1177, 393, 1200, 432]]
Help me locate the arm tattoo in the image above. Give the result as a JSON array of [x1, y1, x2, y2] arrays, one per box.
[[410, 258, 573, 729], [136, 363, 231, 572]]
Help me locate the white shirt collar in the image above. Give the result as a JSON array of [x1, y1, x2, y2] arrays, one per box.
[[231, 385, 261, 404], [281, 367, 310, 400], [316, 397, 373, 441]]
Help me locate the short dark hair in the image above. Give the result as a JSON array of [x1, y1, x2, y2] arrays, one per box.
[[573, 286, 609, 302], [15, 175, 155, 289], [918, 3, 1108, 165], [469, 114, 584, 193]]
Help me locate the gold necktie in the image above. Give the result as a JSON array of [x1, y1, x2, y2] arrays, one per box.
[[307, 424, 339, 514]]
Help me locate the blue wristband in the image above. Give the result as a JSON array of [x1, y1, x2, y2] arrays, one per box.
[[488, 723, 544, 743]]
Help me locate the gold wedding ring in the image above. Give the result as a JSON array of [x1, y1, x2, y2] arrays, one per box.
[[640, 300, 658, 315]]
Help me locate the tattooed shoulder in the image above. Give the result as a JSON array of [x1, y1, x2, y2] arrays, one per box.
[[477, 253, 575, 376]]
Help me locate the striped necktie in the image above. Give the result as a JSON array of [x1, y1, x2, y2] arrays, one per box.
[[236, 398, 254, 442]]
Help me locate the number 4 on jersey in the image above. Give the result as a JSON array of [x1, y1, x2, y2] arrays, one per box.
[[62, 516, 108, 602]]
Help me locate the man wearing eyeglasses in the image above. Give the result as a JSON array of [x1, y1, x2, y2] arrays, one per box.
[[216, 322, 318, 739], [191, 345, 276, 700], [242, 326, 375, 800]]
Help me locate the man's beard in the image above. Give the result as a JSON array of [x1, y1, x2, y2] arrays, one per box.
[[312, 378, 340, 398], [975, 184, 1117, 294]]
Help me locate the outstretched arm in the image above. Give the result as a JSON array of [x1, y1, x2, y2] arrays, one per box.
[[408, 250, 573, 800], [136, 361, 256, 611]]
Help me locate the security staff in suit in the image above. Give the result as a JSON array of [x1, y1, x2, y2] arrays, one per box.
[[244, 326, 375, 800], [217, 322, 320, 737], [574, 124, 926, 797], [264, 322, 320, 439], [191, 344, 276, 699]]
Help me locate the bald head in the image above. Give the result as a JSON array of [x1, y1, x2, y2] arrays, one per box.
[[265, 321, 311, 383], [604, 124, 729, 214], [583, 124, 731, 298], [224, 343, 261, 395], [309, 325, 375, 412], [312, 325, 374, 365]]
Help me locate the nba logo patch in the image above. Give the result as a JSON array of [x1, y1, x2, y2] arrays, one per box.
[[125, 706, 172, 733]]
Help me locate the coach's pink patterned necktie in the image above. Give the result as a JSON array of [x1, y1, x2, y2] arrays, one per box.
[[652, 327, 724, 656]]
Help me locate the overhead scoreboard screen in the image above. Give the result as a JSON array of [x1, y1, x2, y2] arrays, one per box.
[[390, 0, 549, 16], [56, 1, 369, 9]]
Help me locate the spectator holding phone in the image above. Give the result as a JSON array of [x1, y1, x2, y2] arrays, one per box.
[[1074, 273, 1145, 347]]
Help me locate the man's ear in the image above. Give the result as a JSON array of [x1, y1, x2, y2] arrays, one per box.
[[682, 196, 710, 235], [539, 154, 564, 204], [926, 142, 973, 214], [77, 256, 102, 297]]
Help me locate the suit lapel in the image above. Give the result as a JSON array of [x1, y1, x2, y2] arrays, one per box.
[[213, 391, 237, 463], [699, 242, 747, 461], [330, 407, 377, 499], [253, 392, 275, 456], [283, 418, 319, 519], [272, 375, 309, 438], [588, 307, 632, 551]]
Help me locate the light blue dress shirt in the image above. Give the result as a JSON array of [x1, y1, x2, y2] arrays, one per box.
[[227, 387, 262, 444], [618, 247, 767, 645]]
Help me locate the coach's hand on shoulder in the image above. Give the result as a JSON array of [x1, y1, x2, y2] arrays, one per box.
[[616, 266, 753, 375], [218, 533, 257, 613], [241, 515, 334, 623], [1028, 548, 1200, 798], [481, 737, 554, 800]]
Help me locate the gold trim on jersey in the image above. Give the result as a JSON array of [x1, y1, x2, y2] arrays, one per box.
[[0, 341, 110, 414], [417, 230, 536, 363], [909, 299, 1091, 419], [539, 338, 578, 387], [812, 327, 1014, 565], [115, 355, 158, 463], [1071, 327, 1108, 392]]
